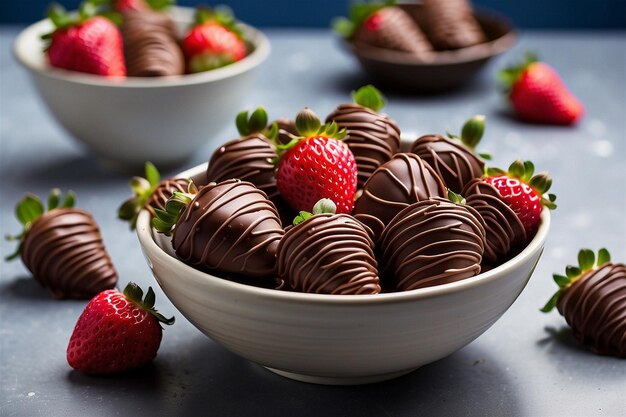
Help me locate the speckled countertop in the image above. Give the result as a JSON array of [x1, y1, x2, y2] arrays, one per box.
[[1, 28, 625, 416]]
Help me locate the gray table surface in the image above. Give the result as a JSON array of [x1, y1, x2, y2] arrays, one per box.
[[1, 27, 625, 417]]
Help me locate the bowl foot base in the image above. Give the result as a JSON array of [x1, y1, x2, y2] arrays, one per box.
[[264, 367, 418, 385]]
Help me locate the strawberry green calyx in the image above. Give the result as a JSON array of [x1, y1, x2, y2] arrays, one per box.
[[486, 160, 557, 209], [499, 51, 539, 93], [295, 107, 322, 137], [332, 0, 394, 39], [353, 84, 386, 112], [276, 108, 347, 155], [236, 107, 278, 141], [447, 115, 486, 152], [151, 182, 198, 236], [118, 162, 161, 230], [122, 282, 175, 325], [447, 189, 467, 205], [293, 198, 337, 225], [5, 189, 75, 261], [194, 5, 243, 39], [541, 248, 611, 312]]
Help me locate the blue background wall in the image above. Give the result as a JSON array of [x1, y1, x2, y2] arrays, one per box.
[[1, 0, 625, 28]]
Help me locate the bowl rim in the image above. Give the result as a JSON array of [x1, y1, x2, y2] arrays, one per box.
[[343, 6, 517, 66], [136, 161, 550, 306], [13, 6, 271, 88]]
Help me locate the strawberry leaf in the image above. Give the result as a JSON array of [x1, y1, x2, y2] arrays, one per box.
[[578, 249, 595, 271], [352, 84, 385, 112], [48, 188, 61, 211], [540, 290, 562, 313], [565, 265, 581, 279], [145, 162, 161, 187], [597, 248, 611, 266], [16, 194, 44, 226], [553, 274, 569, 288], [460, 115, 485, 149]]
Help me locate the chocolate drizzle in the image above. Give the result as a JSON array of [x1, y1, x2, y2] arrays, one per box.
[[21, 209, 118, 299], [172, 179, 284, 278], [557, 263, 626, 358], [353, 153, 447, 242], [380, 198, 486, 291], [206, 135, 278, 200], [145, 178, 190, 216], [326, 104, 401, 187], [421, 0, 486, 50], [462, 178, 527, 262], [354, 6, 433, 57], [277, 213, 380, 294], [410, 134, 484, 193], [121, 9, 184, 77]]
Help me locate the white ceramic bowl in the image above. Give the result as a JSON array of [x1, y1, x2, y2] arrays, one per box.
[[136, 162, 549, 385], [13, 7, 270, 169]]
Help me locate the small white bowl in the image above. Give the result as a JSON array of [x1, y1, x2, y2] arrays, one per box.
[[13, 7, 270, 168], [136, 161, 550, 385]]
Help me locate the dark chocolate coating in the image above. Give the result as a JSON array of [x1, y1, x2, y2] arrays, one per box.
[[145, 178, 190, 216], [410, 134, 484, 193], [271, 119, 297, 145], [354, 6, 433, 57], [462, 178, 527, 262], [206, 134, 278, 200], [277, 213, 380, 294], [121, 9, 184, 77], [326, 104, 401, 187], [557, 263, 626, 358], [172, 179, 284, 278], [353, 153, 447, 242], [21, 209, 118, 299], [421, 0, 486, 50], [380, 198, 486, 291]]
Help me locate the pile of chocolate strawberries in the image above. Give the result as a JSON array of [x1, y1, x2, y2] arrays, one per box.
[[120, 85, 557, 295]]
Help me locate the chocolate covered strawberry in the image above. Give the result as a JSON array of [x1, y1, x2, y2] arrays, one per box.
[[44, 2, 126, 76], [67, 282, 174, 374], [152, 179, 284, 279], [5, 189, 118, 299], [541, 249, 626, 358], [326, 85, 401, 188], [462, 160, 556, 261], [411, 115, 488, 193], [277, 199, 380, 295], [500, 53, 584, 125], [334, 2, 432, 57], [118, 162, 190, 230], [182, 6, 247, 73], [112, 0, 172, 12], [275, 108, 357, 214]]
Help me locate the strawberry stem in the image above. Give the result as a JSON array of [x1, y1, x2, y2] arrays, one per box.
[[540, 248, 611, 312], [5, 189, 75, 261], [123, 282, 175, 326], [460, 115, 485, 150], [118, 162, 162, 230], [151, 182, 197, 236], [292, 198, 337, 225], [352, 84, 386, 112]]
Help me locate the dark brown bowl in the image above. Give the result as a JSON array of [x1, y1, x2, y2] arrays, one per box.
[[342, 4, 517, 93]]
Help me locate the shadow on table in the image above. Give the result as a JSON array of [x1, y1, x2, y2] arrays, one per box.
[[157, 339, 521, 416], [3, 276, 52, 301]]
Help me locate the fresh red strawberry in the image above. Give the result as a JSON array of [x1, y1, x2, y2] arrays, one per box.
[[500, 53, 584, 125], [67, 282, 174, 374], [276, 108, 357, 214], [45, 2, 126, 76], [182, 7, 246, 73], [484, 160, 556, 235]]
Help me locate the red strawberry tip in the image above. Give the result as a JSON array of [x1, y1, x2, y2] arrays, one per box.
[[292, 198, 337, 226], [499, 51, 539, 93], [540, 248, 611, 312], [5, 189, 76, 261], [122, 282, 175, 326]]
